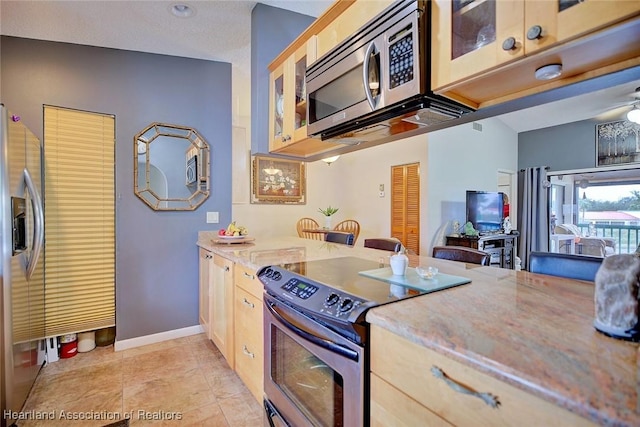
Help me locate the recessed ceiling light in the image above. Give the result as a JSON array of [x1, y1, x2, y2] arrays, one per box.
[[169, 3, 196, 18]]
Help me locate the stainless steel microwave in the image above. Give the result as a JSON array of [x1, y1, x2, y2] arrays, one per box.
[[306, 0, 472, 143]]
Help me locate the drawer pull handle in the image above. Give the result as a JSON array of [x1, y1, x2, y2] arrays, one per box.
[[242, 345, 255, 358], [224, 265, 230, 272], [243, 271, 255, 280], [431, 366, 500, 408], [243, 298, 255, 308]]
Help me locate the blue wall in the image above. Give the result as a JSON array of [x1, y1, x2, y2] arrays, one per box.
[[518, 118, 603, 171], [1, 36, 232, 340]]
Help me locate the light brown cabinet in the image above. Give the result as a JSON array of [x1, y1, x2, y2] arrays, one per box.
[[431, 0, 640, 108], [268, 38, 317, 154], [233, 264, 264, 403], [210, 254, 234, 368], [198, 248, 213, 338], [370, 324, 596, 426], [315, 0, 394, 58]]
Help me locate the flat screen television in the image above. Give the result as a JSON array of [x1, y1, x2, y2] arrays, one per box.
[[466, 190, 505, 234]]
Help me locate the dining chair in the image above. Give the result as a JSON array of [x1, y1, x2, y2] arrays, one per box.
[[529, 251, 603, 282], [432, 246, 491, 266], [333, 219, 361, 244], [296, 217, 322, 240], [325, 232, 355, 246], [364, 238, 402, 252]]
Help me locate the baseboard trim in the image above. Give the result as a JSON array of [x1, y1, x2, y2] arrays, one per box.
[[113, 324, 204, 352]]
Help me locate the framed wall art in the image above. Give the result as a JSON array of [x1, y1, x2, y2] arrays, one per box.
[[596, 120, 640, 167], [251, 155, 306, 204]]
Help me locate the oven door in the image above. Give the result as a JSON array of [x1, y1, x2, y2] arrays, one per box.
[[263, 293, 365, 427]]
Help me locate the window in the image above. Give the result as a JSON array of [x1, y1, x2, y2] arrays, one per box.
[[551, 169, 640, 254]]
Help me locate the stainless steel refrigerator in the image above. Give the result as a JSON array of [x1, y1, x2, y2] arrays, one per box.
[[0, 105, 45, 426]]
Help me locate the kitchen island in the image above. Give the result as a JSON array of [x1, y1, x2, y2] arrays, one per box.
[[196, 232, 639, 426]]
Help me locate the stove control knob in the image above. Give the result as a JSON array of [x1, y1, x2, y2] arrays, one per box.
[[325, 293, 340, 306], [272, 271, 282, 281], [339, 298, 354, 313]]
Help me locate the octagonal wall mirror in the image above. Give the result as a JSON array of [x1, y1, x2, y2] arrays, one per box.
[[134, 122, 210, 211]]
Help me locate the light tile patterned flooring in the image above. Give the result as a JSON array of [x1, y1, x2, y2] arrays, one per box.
[[19, 333, 263, 426]]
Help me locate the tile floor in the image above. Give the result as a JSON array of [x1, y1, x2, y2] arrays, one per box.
[[18, 333, 264, 427]]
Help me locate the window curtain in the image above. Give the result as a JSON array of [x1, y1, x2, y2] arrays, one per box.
[[517, 166, 550, 270]]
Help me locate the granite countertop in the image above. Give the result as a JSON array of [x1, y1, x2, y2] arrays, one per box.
[[196, 231, 389, 270], [196, 232, 639, 426], [366, 258, 640, 427]]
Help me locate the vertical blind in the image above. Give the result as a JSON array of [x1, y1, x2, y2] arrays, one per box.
[[44, 106, 115, 337]]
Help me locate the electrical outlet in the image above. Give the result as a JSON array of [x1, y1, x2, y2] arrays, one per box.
[[379, 191, 385, 198], [206, 212, 219, 223]]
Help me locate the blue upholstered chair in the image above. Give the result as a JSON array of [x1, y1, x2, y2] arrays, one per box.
[[325, 232, 355, 246], [529, 251, 603, 281]]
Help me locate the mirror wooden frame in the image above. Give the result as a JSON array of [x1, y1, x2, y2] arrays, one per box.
[[134, 122, 210, 211]]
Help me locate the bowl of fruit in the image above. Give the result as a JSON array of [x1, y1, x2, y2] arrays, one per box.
[[218, 221, 249, 239]]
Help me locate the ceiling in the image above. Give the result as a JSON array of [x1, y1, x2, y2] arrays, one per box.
[[0, 0, 638, 132]]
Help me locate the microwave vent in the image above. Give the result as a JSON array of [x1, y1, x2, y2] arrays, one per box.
[[324, 123, 391, 145], [401, 105, 460, 127]]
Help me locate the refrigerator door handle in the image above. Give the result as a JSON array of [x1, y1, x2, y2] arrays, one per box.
[[23, 167, 44, 280]]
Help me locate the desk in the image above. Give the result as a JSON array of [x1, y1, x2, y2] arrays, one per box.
[[445, 233, 517, 269], [550, 234, 576, 254]]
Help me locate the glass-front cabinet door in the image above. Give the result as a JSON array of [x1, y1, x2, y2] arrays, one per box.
[[269, 37, 317, 153], [269, 63, 287, 151], [432, 0, 640, 94], [292, 45, 309, 143], [432, 0, 525, 92]]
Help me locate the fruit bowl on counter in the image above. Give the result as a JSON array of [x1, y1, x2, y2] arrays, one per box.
[[212, 222, 254, 244], [218, 234, 247, 240]]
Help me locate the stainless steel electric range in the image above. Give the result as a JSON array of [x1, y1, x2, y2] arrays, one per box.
[[259, 256, 470, 427]]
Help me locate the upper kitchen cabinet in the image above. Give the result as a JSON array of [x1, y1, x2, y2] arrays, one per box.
[[432, 0, 640, 109], [432, 0, 525, 89], [269, 38, 317, 153], [316, 0, 395, 58]]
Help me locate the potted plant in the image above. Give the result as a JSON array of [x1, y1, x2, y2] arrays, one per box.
[[318, 206, 339, 229]]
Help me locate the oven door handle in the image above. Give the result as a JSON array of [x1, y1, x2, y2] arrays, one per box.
[[266, 300, 359, 362]]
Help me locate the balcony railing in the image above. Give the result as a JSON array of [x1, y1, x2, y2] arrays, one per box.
[[576, 223, 640, 254]]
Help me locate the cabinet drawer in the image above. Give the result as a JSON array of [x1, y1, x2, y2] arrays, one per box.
[[234, 287, 264, 403], [235, 264, 263, 300], [371, 373, 452, 427], [370, 325, 595, 426]]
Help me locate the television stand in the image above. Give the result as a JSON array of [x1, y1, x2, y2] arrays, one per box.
[[445, 233, 517, 269]]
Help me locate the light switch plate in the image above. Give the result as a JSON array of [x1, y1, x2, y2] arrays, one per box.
[[206, 211, 219, 223]]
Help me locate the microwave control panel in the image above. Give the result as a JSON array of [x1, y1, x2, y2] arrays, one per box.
[[388, 27, 414, 89]]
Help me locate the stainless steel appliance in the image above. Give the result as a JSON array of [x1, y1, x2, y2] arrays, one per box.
[[260, 256, 471, 426], [306, 0, 473, 145], [1, 105, 46, 426]]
